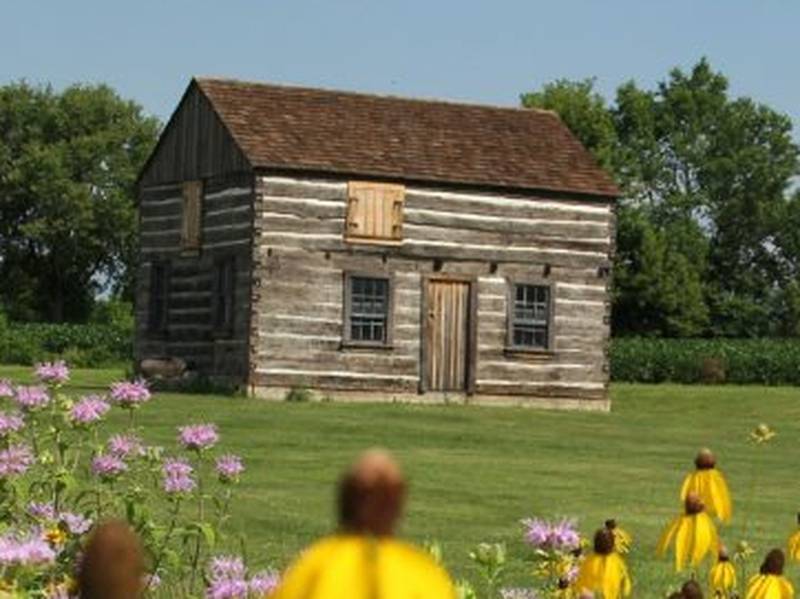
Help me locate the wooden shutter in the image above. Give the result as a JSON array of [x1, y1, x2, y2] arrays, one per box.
[[181, 180, 203, 250], [345, 182, 404, 243]]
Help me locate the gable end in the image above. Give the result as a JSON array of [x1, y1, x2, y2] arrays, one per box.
[[138, 80, 252, 187]]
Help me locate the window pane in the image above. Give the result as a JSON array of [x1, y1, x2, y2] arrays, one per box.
[[348, 276, 389, 343], [511, 284, 550, 349]]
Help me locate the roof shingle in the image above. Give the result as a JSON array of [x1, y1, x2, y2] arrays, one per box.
[[196, 78, 619, 198]]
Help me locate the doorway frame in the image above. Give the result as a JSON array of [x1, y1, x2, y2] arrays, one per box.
[[419, 273, 478, 395]]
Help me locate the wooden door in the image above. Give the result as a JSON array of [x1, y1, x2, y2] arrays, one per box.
[[424, 279, 472, 392]]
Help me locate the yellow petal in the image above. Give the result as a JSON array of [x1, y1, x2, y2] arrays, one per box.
[[270, 535, 456, 599], [788, 530, 800, 561], [709, 470, 733, 522], [778, 576, 794, 599], [657, 516, 681, 557], [747, 574, 774, 599], [575, 554, 604, 595], [680, 471, 696, 500], [675, 516, 691, 571]]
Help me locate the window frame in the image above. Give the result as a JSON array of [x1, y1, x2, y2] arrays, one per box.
[[147, 261, 170, 336], [212, 255, 236, 337], [342, 272, 394, 349], [505, 280, 555, 353], [181, 180, 204, 253]]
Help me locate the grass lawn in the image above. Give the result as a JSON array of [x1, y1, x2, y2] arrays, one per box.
[[2, 364, 798, 596]]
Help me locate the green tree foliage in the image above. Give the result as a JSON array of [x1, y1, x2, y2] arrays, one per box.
[[522, 59, 800, 337], [0, 81, 159, 322]]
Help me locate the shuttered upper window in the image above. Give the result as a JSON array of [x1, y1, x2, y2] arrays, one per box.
[[181, 180, 203, 250], [345, 182, 405, 243]]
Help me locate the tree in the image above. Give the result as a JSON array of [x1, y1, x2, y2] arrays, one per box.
[[522, 59, 800, 337], [0, 82, 159, 322]]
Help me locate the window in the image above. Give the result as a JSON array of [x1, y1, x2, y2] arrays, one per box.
[[345, 182, 405, 243], [148, 262, 169, 334], [508, 283, 552, 350], [343, 274, 392, 346], [213, 257, 236, 332], [181, 180, 203, 250]]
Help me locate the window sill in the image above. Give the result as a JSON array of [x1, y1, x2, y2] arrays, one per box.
[[344, 237, 403, 247], [340, 341, 394, 351], [503, 347, 556, 360]]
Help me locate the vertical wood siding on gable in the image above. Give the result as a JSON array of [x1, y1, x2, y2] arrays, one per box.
[[139, 84, 251, 187], [250, 175, 614, 402], [135, 173, 254, 380]]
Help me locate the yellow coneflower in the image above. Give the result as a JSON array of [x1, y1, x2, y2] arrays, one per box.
[[605, 519, 633, 554], [271, 535, 456, 599], [709, 546, 737, 596], [271, 450, 456, 599], [681, 448, 733, 523], [787, 514, 800, 561], [657, 492, 719, 572], [746, 549, 794, 599], [574, 528, 632, 599]]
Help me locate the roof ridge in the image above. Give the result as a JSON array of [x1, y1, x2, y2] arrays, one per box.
[[194, 76, 558, 118]]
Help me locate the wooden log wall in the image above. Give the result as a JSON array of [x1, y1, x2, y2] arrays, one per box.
[[250, 175, 615, 404], [135, 172, 254, 380]]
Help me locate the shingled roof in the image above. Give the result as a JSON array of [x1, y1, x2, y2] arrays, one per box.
[[194, 78, 619, 198]]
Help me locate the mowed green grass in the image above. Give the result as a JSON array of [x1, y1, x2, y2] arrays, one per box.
[[2, 364, 799, 596]]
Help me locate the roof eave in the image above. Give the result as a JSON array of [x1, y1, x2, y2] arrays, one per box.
[[251, 164, 619, 202]]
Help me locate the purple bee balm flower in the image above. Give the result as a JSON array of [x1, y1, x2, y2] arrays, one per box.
[[91, 455, 127, 480], [209, 555, 247, 581], [549, 518, 580, 551], [249, 570, 280, 595], [178, 423, 219, 451], [107, 434, 145, 459], [69, 395, 110, 426], [522, 518, 551, 549], [59, 512, 92, 535], [0, 379, 14, 398], [14, 386, 50, 411], [162, 458, 196, 494], [35, 361, 70, 385], [109, 379, 151, 408], [0, 444, 34, 477], [27, 502, 56, 520], [0, 412, 25, 437], [215, 454, 244, 483], [206, 578, 249, 599], [0, 532, 57, 566]]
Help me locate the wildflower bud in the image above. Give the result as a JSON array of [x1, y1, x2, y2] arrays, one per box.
[[694, 448, 716, 470], [760, 549, 785, 576], [684, 492, 705, 515], [604, 518, 617, 530], [592, 528, 615, 555], [718, 545, 730, 562], [338, 449, 406, 537], [681, 579, 704, 599], [78, 520, 144, 599]]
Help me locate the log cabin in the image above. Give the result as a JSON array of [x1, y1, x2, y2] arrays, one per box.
[[135, 78, 619, 409]]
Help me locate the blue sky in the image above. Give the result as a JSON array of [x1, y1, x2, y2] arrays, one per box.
[[2, 1, 798, 137]]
